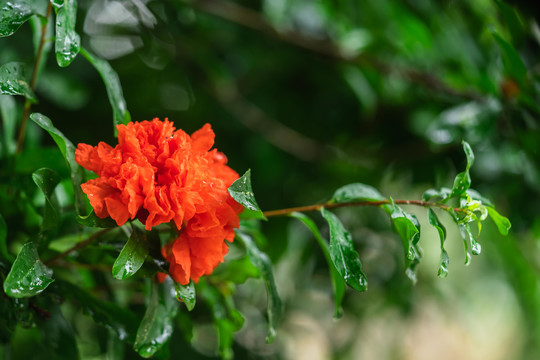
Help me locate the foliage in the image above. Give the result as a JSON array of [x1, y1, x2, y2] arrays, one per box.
[[1, 0, 537, 359]]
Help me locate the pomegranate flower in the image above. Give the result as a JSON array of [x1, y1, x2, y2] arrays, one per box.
[[75, 118, 243, 284]]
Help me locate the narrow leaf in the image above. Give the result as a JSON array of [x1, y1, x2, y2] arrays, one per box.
[[32, 168, 61, 231], [331, 183, 386, 203], [290, 212, 345, 318], [174, 281, 196, 311], [495, 0, 525, 43], [112, 227, 148, 280], [134, 278, 179, 358], [427, 209, 449, 278], [30, 113, 86, 215], [236, 230, 282, 343], [54, 0, 80, 67], [80, 48, 131, 133], [487, 206, 511, 236], [228, 169, 266, 220], [3, 242, 54, 297], [321, 208, 368, 292], [0, 62, 36, 101], [450, 141, 475, 197]]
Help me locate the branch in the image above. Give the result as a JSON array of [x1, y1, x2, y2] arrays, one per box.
[[16, 1, 53, 154], [45, 228, 114, 266], [262, 199, 465, 218], [184, 0, 484, 102]]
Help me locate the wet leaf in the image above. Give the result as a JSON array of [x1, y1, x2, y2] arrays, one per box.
[[174, 281, 196, 311], [0, 0, 46, 37], [422, 187, 451, 202], [228, 169, 266, 220], [487, 206, 511, 236], [331, 183, 386, 203], [80, 48, 131, 133], [211, 255, 260, 284], [450, 141, 475, 197], [3, 242, 54, 298], [54, 0, 80, 67], [428, 209, 449, 278], [290, 212, 345, 318], [134, 278, 179, 358], [236, 230, 281, 343], [0, 62, 36, 101], [321, 208, 368, 292], [112, 227, 147, 280], [30, 113, 86, 215], [32, 168, 61, 231]]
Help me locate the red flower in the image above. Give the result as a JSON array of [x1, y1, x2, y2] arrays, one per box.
[[75, 118, 243, 284]]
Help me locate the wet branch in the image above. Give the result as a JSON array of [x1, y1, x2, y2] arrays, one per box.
[[45, 228, 114, 266]]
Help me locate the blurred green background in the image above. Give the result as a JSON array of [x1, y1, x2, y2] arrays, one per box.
[[1, 0, 540, 359]]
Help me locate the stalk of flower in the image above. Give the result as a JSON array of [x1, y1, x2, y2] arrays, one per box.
[[75, 118, 243, 285]]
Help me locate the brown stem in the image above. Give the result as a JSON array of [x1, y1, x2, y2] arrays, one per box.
[[45, 228, 114, 266], [16, 1, 53, 154], [262, 199, 463, 218]]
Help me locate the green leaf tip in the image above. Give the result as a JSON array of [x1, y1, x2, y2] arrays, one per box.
[[0, 62, 37, 101], [112, 227, 148, 280], [331, 183, 386, 204], [228, 169, 266, 220], [175, 281, 196, 311]]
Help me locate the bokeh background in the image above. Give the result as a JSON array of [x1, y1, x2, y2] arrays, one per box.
[[2, 0, 540, 359]]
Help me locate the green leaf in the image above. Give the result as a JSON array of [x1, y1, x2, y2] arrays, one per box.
[[77, 210, 117, 228], [0, 213, 12, 262], [331, 183, 386, 203], [228, 169, 266, 220], [211, 255, 260, 284], [134, 278, 179, 358], [0, 62, 36, 101], [320, 208, 368, 292], [30, 113, 86, 215], [236, 230, 282, 343], [492, 30, 527, 84], [0, 94, 17, 155], [422, 187, 451, 202], [450, 141, 475, 197], [427, 209, 449, 278], [80, 48, 131, 133], [487, 206, 511, 236], [3, 242, 54, 298], [112, 227, 148, 280], [0, 0, 46, 37], [495, 0, 525, 44], [32, 168, 61, 231], [290, 212, 345, 318], [174, 281, 196, 311], [54, 0, 80, 67]]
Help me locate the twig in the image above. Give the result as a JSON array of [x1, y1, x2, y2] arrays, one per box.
[[45, 228, 114, 266], [262, 199, 465, 218], [16, 1, 53, 154], [184, 0, 484, 102]]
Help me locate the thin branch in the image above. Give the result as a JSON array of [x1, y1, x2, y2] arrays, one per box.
[[262, 199, 465, 218], [16, 1, 53, 154], [184, 0, 484, 102], [45, 228, 114, 266]]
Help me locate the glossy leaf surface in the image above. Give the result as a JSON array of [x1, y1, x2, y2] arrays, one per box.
[[112, 227, 148, 280], [54, 0, 80, 67], [0, 62, 36, 101], [228, 169, 266, 220], [3, 242, 54, 297], [331, 183, 386, 203], [321, 207, 368, 292], [32, 168, 61, 231]]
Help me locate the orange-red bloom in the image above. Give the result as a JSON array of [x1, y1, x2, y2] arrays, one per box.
[[75, 118, 243, 284]]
